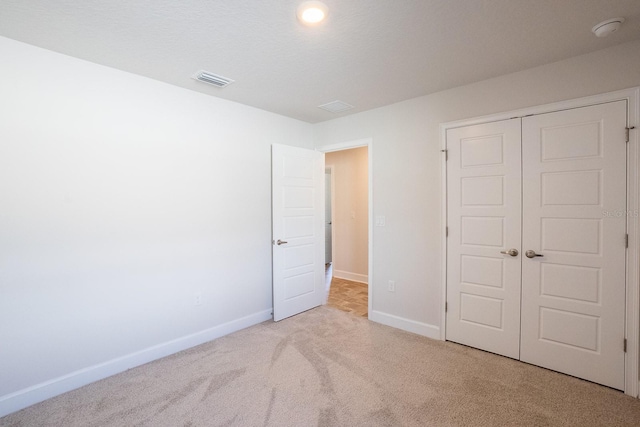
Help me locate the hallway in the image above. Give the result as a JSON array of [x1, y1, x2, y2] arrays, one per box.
[[327, 277, 368, 317]]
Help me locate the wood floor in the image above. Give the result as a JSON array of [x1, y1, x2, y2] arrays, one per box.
[[327, 276, 368, 317]]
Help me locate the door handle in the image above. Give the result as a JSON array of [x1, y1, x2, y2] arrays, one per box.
[[525, 250, 543, 258], [500, 249, 519, 257], [276, 239, 288, 246]]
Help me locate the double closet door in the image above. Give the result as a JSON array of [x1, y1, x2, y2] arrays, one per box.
[[446, 101, 627, 390]]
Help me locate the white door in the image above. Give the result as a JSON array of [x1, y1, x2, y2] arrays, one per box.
[[272, 144, 325, 321], [446, 118, 523, 359], [520, 101, 627, 389]]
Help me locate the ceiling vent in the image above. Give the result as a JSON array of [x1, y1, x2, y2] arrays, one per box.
[[192, 70, 234, 88], [318, 100, 355, 113]]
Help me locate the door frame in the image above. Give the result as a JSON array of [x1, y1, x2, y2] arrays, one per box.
[[317, 138, 373, 318], [323, 165, 335, 305], [440, 87, 640, 397], [325, 165, 335, 265]]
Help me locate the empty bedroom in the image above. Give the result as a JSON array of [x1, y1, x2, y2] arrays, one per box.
[[1, 1, 640, 425]]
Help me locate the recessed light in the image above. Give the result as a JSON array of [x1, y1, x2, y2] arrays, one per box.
[[297, 1, 328, 25]]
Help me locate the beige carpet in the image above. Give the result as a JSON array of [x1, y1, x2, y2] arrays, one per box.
[[2, 306, 640, 426]]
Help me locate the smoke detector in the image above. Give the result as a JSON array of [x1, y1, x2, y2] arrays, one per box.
[[192, 70, 234, 88], [592, 18, 624, 38]]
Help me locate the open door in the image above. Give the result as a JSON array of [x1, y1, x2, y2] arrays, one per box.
[[272, 144, 325, 321]]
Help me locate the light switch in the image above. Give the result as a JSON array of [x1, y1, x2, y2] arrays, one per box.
[[376, 216, 386, 226]]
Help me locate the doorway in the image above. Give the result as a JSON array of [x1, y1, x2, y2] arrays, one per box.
[[317, 138, 374, 317], [324, 146, 369, 317], [272, 138, 373, 323]]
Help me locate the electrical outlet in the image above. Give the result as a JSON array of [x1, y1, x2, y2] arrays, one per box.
[[388, 280, 395, 292], [376, 216, 386, 226], [194, 293, 202, 306]]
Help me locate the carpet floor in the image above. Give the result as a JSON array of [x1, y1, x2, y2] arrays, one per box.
[[2, 306, 640, 426]]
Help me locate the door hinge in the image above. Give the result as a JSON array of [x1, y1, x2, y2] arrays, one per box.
[[446, 226, 449, 237], [626, 234, 629, 248], [441, 149, 448, 161], [445, 302, 448, 313], [624, 338, 627, 353], [626, 126, 635, 143]]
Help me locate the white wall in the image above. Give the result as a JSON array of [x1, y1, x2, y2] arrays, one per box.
[[314, 40, 640, 336], [325, 147, 368, 283], [0, 36, 313, 415], [2, 35, 640, 417]]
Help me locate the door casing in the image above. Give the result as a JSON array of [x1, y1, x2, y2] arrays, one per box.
[[325, 165, 334, 265], [440, 87, 640, 397], [317, 138, 373, 319]]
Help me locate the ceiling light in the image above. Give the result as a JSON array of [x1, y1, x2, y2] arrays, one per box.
[[592, 17, 624, 38], [297, 1, 328, 25]]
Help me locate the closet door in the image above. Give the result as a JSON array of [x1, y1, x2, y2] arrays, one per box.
[[520, 101, 627, 390], [446, 119, 522, 359]]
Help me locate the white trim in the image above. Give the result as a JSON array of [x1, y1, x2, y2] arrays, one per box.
[[442, 88, 640, 130], [333, 270, 368, 284], [440, 125, 448, 341], [625, 87, 640, 398], [317, 137, 374, 319], [440, 86, 640, 397], [322, 165, 335, 305], [0, 309, 273, 417], [318, 138, 372, 153], [370, 310, 440, 339], [329, 165, 336, 266]]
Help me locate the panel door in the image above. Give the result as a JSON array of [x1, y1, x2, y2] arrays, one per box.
[[272, 144, 325, 321], [446, 118, 522, 359], [520, 101, 627, 389]]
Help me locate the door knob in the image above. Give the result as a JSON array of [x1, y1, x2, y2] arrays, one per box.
[[500, 248, 519, 257], [276, 239, 288, 246], [525, 250, 543, 258]]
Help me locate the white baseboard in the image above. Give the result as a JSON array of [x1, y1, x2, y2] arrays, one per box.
[[369, 310, 440, 340], [0, 309, 273, 418], [333, 270, 368, 284]]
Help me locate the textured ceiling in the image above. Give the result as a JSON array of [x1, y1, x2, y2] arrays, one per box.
[[1, 0, 639, 123]]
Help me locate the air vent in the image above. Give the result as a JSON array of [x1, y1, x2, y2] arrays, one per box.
[[318, 100, 355, 113], [192, 70, 234, 88]]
